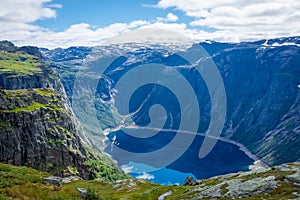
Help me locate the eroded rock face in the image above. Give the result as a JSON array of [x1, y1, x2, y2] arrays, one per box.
[[0, 42, 127, 180], [0, 89, 89, 178]]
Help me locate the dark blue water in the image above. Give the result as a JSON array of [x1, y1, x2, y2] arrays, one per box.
[[105, 129, 254, 185], [97, 52, 254, 184]]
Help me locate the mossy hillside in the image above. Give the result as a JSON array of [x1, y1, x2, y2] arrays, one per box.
[[0, 88, 64, 113], [83, 145, 131, 181], [0, 52, 42, 76], [0, 162, 299, 200], [0, 163, 49, 188], [0, 162, 184, 200]]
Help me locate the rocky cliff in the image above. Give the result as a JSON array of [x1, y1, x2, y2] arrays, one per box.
[[0, 41, 128, 180]]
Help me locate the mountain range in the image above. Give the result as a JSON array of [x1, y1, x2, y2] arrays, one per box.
[[0, 36, 299, 199], [40, 36, 300, 166]]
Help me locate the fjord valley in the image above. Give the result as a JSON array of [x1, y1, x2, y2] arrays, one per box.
[[0, 37, 299, 199]]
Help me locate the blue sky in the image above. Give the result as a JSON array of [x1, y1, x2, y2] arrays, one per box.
[[0, 0, 299, 48], [35, 0, 194, 31]]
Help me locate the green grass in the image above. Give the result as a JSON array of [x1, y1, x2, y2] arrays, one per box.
[[0, 122, 9, 129], [2, 88, 54, 97], [33, 88, 55, 97], [0, 52, 41, 76], [0, 163, 49, 188], [0, 89, 66, 113], [0, 162, 299, 200], [1, 102, 46, 113], [236, 169, 295, 182]]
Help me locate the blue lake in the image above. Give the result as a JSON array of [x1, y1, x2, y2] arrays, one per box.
[[105, 128, 254, 185]]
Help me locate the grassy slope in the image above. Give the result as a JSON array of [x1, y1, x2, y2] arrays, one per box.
[[0, 88, 63, 113], [0, 163, 299, 200], [0, 52, 41, 76]]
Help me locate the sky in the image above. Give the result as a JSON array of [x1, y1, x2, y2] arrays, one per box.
[[0, 0, 299, 49]]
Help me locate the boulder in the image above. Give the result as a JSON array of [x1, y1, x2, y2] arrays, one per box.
[[43, 176, 62, 187], [183, 176, 196, 186], [77, 188, 87, 198], [285, 171, 300, 185], [158, 190, 173, 200], [62, 176, 82, 183]]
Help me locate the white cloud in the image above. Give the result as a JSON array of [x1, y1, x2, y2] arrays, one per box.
[[166, 13, 179, 22], [0, 0, 299, 48], [157, 13, 178, 22], [0, 0, 60, 23], [155, 0, 300, 41]]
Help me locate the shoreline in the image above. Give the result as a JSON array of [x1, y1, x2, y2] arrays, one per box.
[[103, 126, 268, 170]]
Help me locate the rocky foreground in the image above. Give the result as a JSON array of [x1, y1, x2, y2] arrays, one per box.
[[0, 162, 299, 199]]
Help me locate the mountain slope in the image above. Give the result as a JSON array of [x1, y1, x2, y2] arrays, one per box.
[[202, 38, 300, 165], [41, 37, 300, 166], [0, 41, 128, 181]]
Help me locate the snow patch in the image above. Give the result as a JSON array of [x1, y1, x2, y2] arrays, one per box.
[[271, 42, 300, 47]]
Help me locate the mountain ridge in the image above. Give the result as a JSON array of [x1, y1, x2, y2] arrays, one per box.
[[40, 36, 300, 167]]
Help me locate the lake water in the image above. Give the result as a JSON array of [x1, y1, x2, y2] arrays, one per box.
[[105, 128, 254, 185]]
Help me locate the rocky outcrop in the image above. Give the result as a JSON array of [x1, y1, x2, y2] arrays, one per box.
[[0, 40, 42, 58], [0, 42, 128, 180], [184, 176, 197, 186], [285, 171, 300, 185], [0, 89, 90, 177], [183, 163, 300, 199], [43, 176, 62, 187]]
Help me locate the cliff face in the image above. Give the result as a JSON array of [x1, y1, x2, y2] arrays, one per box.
[[0, 89, 89, 177], [203, 39, 300, 165], [0, 41, 127, 180]]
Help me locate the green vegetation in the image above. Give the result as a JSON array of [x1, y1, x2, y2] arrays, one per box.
[[85, 188, 102, 200], [84, 159, 125, 181], [234, 169, 295, 182], [2, 88, 55, 97], [0, 163, 299, 200], [83, 146, 131, 181], [0, 89, 65, 113], [33, 88, 55, 96], [0, 122, 9, 129], [0, 52, 41, 76], [0, 163, 49, 189], [2, 102, 46, 113], [67, 166, 79, 176]]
